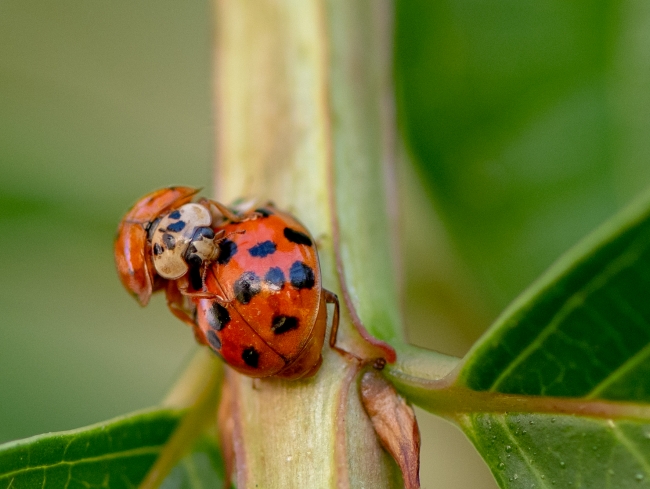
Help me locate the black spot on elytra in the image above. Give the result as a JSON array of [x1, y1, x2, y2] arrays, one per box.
[[255, 208, 273, 217], [189, 266, 202, 291], [271, 315, 299, 335], [153, 243, 164, 256], [242, 347, 260, 368], [248, 240, 277, 258], [217, 239, 237, 265], [289, 261, 315, 289], [208, 303, 230, 331], [284, 227, 312, 246], [162, 233, 176, 250], [264, 267, 285, 291], [234, 271, 261, 304], [207, 330, 221, 350], [166, 220, 186, 233], [169, 210, 182, 220], [194, 227, 215, 241]]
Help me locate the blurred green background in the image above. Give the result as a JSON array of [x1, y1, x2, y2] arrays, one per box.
[[1, 1, 649, 487]]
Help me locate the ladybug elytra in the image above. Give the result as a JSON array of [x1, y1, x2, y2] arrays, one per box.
[[195, 205, 339, 379]]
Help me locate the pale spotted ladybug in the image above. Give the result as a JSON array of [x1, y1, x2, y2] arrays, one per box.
[[114, 186, 200, 306], [114, 187, 230, 343], [150, 202, 218, 280]]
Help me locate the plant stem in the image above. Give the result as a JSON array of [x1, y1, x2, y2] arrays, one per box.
[[212, 0, 405, 486], [141, 350, 223, 488]]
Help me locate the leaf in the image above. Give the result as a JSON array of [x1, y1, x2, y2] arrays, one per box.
[[387, 190, 650, 487], [458, 189, 650, 399], [0, 408, 183, 489], [460, 413, 650, 488], [160, 437, 230, 489], [393, 3, 650, 486], [139, 350, 224, 489], [395, 0, 650, 312]]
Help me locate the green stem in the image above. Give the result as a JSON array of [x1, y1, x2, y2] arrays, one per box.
[[385, 352, 650, 422], [141, 350, 223, 488], [212, 0, 405, 486]]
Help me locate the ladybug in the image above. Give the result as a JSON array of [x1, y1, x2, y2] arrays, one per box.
[[192, 205, 340, 379], [115, 187, 340, 379], [114, 187, 236, 334], [114, 186, 199, 306]]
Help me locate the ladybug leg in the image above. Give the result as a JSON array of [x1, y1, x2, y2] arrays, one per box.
[[324, 289, 340, 348], [177, 287, 233, 303], [201, 197, 276, 223], [199, 198, 243, 223], [181, 290, 234, 304], [176, 273, 234, 304], [211, 228, 246, 251], [216, 229, 246, 243], [165, 281, 207, 345], [323, 290, 362, 363], [249, 201, 276, 220]]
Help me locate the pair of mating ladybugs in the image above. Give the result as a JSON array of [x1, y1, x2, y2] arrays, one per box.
[[114, 187, 341, 379]]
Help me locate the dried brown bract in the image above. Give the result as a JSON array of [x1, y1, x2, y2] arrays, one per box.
[[360, 370, 421, 489]]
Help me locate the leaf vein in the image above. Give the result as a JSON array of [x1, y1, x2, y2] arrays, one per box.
[[611, 425, 650, 475], [497, 416, 551, 488], [0, 445, 161, 481], [489, 231, 650, 392], [586, 341, 650, 399], [607, 287, 649, 336]]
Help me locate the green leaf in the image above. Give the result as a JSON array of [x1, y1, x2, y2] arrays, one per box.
[[160, 437, 230, 489], [387, 190, 650, 487], [458, 189, 650, 400], [455, 184, 650, 488], [395, 0, 650, 313], [0, 408, 183, 489], [393, 3, 650, 486], [460, 413, 650, 488]]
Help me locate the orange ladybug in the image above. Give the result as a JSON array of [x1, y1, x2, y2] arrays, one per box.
[[114, 187, 340, 379], [194, 205, 340, 379], [114, 186, 200, 306]]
